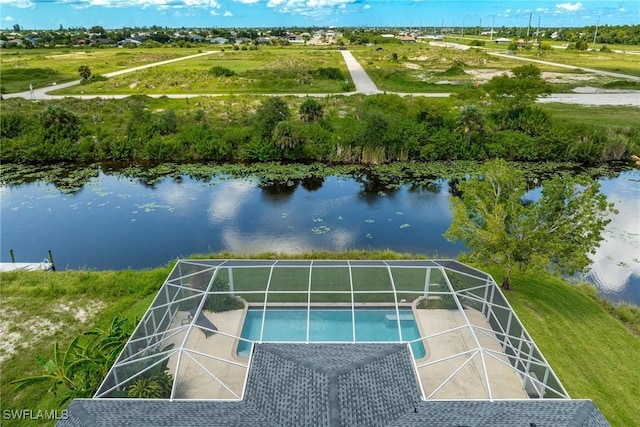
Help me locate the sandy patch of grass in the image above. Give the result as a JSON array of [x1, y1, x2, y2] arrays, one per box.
[[0, 299, 106, 364], [404, 63, 422, 70]]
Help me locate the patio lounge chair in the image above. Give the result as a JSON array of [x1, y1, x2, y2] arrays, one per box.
[[185, 308, 218, 338]]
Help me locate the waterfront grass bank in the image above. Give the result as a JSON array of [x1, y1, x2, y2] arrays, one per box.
[[1, 251, 638, 426]]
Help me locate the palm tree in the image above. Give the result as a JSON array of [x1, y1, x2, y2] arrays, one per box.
[[299, 98, 323, 123], [455, 105, 485, 145]]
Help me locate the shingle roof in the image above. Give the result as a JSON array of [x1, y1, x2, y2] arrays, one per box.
[[244, 343, 420, 426], [58, 343, 609, 427], [390, 400, 610, 427], [59, 401, 271, 427]]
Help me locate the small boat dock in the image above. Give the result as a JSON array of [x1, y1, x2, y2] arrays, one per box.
[[0, 260, 54, 272], [0, 250, 56, 272]]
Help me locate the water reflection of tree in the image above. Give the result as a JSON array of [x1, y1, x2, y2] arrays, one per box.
[[301, 176, 324, 192], [407, 179, 442, 194], [259, 179, 300, 203], [0, 164, 100, 195], [354, 171, 401, 205]]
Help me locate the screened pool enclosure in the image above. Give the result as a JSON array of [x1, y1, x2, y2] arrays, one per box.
[[95, 259, 569, 401]]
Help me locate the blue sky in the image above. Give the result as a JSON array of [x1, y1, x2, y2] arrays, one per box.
[[1, 1, 638, 30]]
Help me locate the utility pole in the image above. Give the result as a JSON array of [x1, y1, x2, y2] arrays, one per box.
[[479, 18, 482, 36], [490, 15, 495, 41], [462, 17, 465, 37], [592, 15, 600, 50], [536, 16, 541, 44], [527, 12, 532, 38]]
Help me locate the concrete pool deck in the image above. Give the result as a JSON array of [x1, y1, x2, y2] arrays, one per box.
[[164, 305, 527, 400]]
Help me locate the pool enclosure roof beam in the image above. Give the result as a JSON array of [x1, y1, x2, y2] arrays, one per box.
[[94, 259, 569, 402]]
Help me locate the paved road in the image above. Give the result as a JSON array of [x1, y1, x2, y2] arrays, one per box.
[[340, 50, 381, 94]]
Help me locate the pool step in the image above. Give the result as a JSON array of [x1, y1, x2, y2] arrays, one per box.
[[385, 314, 414, 321]]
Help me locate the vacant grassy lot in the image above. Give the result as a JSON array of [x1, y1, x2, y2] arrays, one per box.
[[0, 47, 200, 93], [350, 43, 613, 92], [1, 250, 638, 426], [518, 48, 640, 77], [539, 103, 640, 129], [56, 47, 351, 95]]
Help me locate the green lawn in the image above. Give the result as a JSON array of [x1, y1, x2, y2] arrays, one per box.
[[1, 251, 638, 426], [485, 267, 640, 427], [0, 48, 200, 93], [539, 103, 640, 129]]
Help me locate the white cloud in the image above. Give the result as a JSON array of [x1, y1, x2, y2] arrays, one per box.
[[555, 2, 583, 13], [47, 0, 223, 9], [619, 7, 626, 12], [4, 15, 14, 21], [0, 0, 33, 8], [210, 9, 219, 15], [223, 10, 233, 16], [267, 0, 357, 18], [234, 0, 260, 3], [363, 4, 370, 10]]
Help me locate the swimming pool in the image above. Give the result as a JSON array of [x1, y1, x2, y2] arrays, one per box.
[[237, 307, 426, 359]]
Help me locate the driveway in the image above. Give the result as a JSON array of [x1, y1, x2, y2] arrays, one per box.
[[339, 50, 381, 94]]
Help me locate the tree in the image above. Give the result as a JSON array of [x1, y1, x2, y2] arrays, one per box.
[[445, 159, 615, 290], [40, 105, 80, 144], [455, 105, 485, 145], [272, 120, 302, 159], [299, 98, 323, 123], [78, 65, 92, 81], [485, 64, 550, 110], [254, 97, 290, 140]]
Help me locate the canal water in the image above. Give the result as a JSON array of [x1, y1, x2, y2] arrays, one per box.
[[1, 167, 638, 306]]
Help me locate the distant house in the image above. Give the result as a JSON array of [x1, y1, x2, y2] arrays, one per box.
[[90, 38, 112, 47], [493, 37, 511, 44], [117, 38, 142, 47], [288, 34, 305, 43], [234, 37, 252, 45], [398, 35, 416, 43], [381, 34, 395, 38], [208, 37, 229, 44], [257, 37, 271, 45], [189, 34, 205, 42]]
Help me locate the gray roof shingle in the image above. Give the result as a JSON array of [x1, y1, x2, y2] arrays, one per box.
[[58, 343, 609, 427], [244, 343, 420, 426]]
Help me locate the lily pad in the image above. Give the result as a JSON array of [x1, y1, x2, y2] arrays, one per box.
[[311, 225, 331, 235]]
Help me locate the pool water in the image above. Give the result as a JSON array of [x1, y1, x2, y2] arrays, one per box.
[[237, 307, 426, 359]]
